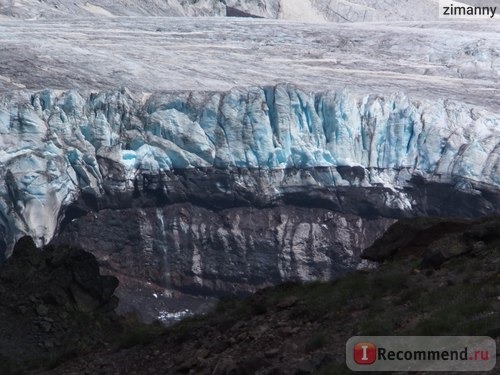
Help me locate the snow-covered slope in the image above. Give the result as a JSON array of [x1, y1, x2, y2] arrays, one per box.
[[0, 18, 498, 112], [237, 0, 441, 22], [278, 0, 327, 22], [0, 0, 225, 19], [309, 0, 441, 22], [0, 0, 443, 22]]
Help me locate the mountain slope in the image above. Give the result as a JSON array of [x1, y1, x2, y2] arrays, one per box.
[[31, 216, 500, 375], [309, 0, 440, 22], [0, 0, 225, 19], [0, 0, 442, 22], [0, 237, 122, 374]]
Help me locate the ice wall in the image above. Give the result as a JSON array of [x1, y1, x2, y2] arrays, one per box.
[[0, 84, 498, 252]]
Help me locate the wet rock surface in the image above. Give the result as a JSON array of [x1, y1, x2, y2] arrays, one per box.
[[362, 216, 500, 267], [53, 203, 393, 296], [48, 163, 500, 314]]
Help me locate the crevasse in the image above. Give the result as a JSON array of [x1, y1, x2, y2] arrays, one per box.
[[0, 84, 498, 251]]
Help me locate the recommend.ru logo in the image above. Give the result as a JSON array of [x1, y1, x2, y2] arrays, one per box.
[[353, 342, 377, 365], [346, 336, 496, 372]]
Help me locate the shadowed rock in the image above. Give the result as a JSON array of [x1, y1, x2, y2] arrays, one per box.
[[0, 237, 121, 369], [362, 216, 500, 268], [1, 236, 119, 312]]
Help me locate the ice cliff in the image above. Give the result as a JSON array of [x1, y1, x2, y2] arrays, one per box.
[[0, 85, 499, 291]]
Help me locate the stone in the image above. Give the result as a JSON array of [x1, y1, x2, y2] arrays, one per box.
[[196, 348, 210, 359], [36, 304, 49, 317], [178, 356, 199, 372], [40, 321, 52, 333], [264, 348, 280, 358], [11, 236, 38, 259], [212, 357, 237, 375], [43, 339, 54, 349], [70, 283, 101, 313], [422, 234, 469, 268], [277, 296, 299, 309], [472, 241, 486, 252], [238, 354, 271, 374]]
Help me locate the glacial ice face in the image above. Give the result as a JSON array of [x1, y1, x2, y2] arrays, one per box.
[[138, 86, 498, 182], [0, 85, 499, 252]]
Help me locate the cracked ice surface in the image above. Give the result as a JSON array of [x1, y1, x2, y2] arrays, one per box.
[[0, 85, 499, 251], [0, 16, 498, 253], [0, 17, 498, 111]]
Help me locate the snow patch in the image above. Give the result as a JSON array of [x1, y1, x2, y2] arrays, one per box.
[[158, 309, 192, 322], [81, 3, 115, 17], [279, 0, 327, 22]]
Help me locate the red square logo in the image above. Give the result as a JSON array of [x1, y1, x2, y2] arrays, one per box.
[[354, 342, 377, 365]]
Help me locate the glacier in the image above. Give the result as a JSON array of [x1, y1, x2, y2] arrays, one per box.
[[0, 0, 226, 19], [0, 14, 498, 298], [0, 84, 499, 260], [1, 17, 498, 111], [0, 0, 442, 22], [0, 0, 498, 326]]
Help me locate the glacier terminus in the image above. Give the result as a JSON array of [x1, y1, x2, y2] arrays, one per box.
[[0, 84, 498, 295], [0, 13, 498, 300]]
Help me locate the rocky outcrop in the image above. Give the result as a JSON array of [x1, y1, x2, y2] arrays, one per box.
[[362, 216, 500, 267], [0, 237, 120, 366], [225, 0, 280, 18], [53, 203, 393, 295], [1, 236, 119, 313], [36, 217, 500, 375]]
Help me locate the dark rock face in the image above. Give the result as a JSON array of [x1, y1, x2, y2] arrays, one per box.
[[362, 216, 500, 268], [53, 203, 394, 295], [226, 6, 263, 18], [1, 236, 119, 312], [360, 217, 470, 261], [0, 237, 120, 365], [50, 165, 500, 297], [51, 165, 500, 296], [66, 167, 500, 218], [35, 216, 500, 375]]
